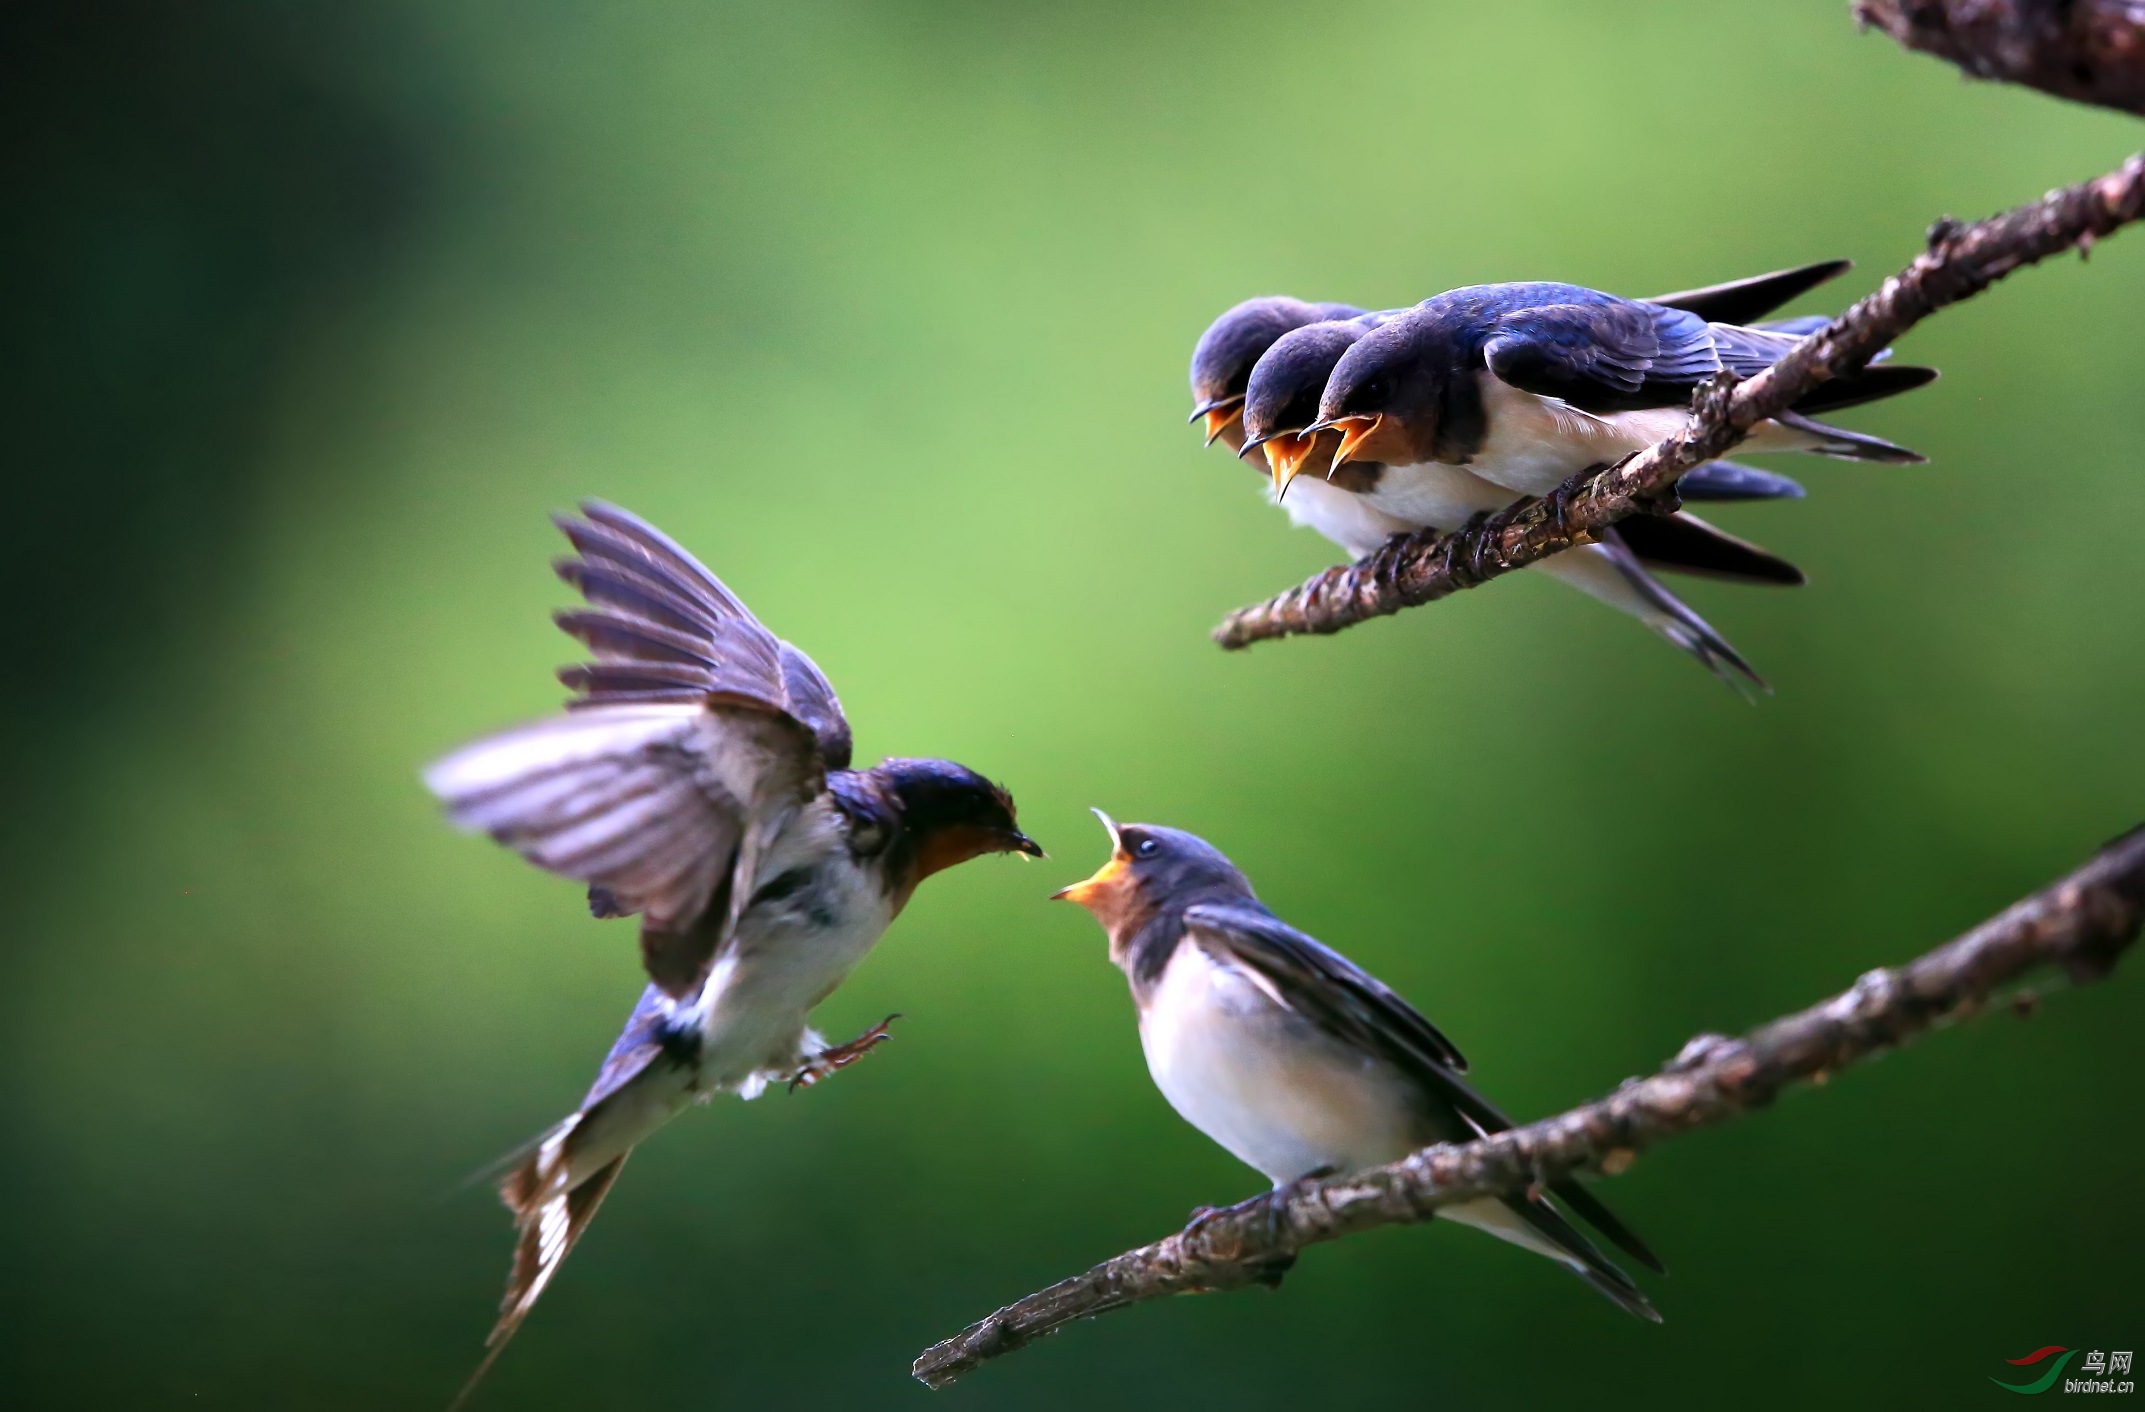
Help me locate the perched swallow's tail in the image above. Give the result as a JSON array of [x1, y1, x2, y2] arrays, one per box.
[[1769, 409, 1926, 464], [1614, 512, 1804, 587], [1789, 364, 1937, 416], [1543, 540, 1767, 697], [447, 1121, 631, 1411], [1443, 1195, 1661, 1323], [1502, 1195, 1661, 1322], [1644, 258, 1850, 324], [1676, 459, 1804, 503]]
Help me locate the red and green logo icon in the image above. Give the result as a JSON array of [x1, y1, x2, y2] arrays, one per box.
[[1992, 1347, 2076, 1394]]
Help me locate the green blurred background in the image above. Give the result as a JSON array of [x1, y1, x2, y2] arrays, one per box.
[[6, 1, 2142, 1406]]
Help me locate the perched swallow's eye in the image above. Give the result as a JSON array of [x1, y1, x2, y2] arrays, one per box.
[[1134, 838, 1161, 859], [1360, 376, 1389, 405]]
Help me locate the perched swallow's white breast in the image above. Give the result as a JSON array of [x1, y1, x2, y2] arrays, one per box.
[[1467, 376, 1689, 495], [1268, 476, 1415, 558], [1355, 460, 1515, 531], [1138, 941, 1426, 1186]]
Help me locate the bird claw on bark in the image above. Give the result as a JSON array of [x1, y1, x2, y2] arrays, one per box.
[[788, 1014, 902, 1091]]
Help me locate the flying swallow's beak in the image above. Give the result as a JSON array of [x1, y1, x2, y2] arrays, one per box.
[[1190, 399, 1243, 447], [1008, 830, 1046, 859], [1050, 808, 1124, 904], [1327, 414, 1382, 473], [1262, 432, 1323, 499]]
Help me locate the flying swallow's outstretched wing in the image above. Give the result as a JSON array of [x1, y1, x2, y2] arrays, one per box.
[[425, 502, 854, 998]]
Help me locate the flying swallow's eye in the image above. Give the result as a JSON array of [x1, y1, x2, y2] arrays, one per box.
[[1134, 837, 1161, 859]]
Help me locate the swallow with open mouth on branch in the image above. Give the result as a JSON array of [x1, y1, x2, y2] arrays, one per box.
[[1309, 271, 1937, 504], [424, 502, 1041, 1403], [1237, 311, 1810, 690], [1187, 265, 1835, 548], [1053, 812, 1663, 1319], [1187, 267, 1851, 689]]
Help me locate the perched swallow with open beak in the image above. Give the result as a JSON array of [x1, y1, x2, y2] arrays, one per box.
[[424, 503, 1041, 1403], [1238, 313, 1805, 690], [1187, 297, 1420, 555], [1054, 814, 1663, 1319], [1312, 276, 1937, 501], [1188, 264, 1836, 521]]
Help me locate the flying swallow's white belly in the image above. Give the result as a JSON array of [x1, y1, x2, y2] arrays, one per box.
[[1138, 942, 1426, 1186], [683, 804, 897, 1097]]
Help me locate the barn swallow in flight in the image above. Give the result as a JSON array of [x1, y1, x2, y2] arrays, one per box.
[[1311, 277, 1936, 501], [424, 503, 1039, 1402], [1054, 814, 1663, 1319]]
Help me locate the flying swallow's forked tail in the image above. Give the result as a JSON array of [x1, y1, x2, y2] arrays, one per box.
[[446, 1117, 630, 1412], [448, 990, 689, 1411], [1538, 539, 1767, 696]]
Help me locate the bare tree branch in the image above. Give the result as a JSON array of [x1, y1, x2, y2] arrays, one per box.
[[1857, 0, 2145, 117], [914, 824, 2145, 1389], [1210, 153, 2145, 652]]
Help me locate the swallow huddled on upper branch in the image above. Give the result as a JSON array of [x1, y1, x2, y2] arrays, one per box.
[[1189, 261, 1934, 689], [1055, 814, 1663, 1319], [425, 503, 1040, 1399]]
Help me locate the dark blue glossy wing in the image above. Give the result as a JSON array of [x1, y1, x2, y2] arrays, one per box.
[[1180, 901, 1469, 1074], [1481, 299, 1724, 412]]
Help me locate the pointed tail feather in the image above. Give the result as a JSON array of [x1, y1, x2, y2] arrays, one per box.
[[1614, 512, 1805, 587], [1644, 259, 1850, 324], [1548, 1179, 1666, 1275], [448, 1138, 631, 1412], [1790, 364, 1938, 416], [1499, 1194, 1662, 1323], [1442, 1194, 1660, 1322], [1677, 460, 1804, 502], [1577, 537, 1768, 697], [1773, 409, 1926, 464]]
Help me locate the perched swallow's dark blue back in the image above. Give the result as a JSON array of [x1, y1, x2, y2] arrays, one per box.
[[1323, 280, 1733, 458], [1412, 281, 1711, 368]]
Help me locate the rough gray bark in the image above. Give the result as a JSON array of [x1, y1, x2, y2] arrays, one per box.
[[1857, 0, 2145, 116], [913, 824, 2145, 1389], [1211, 153, 2145, 651]]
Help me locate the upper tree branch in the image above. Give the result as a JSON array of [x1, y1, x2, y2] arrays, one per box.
[[1211, 154, 2145, 651], [914, 824, 2145, 1389], [1857, 1, 2145, 117]]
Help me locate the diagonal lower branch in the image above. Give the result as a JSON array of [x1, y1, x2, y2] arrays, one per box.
[[914, 823, 2145, 1389], [1211, 153, 2145, 652]]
